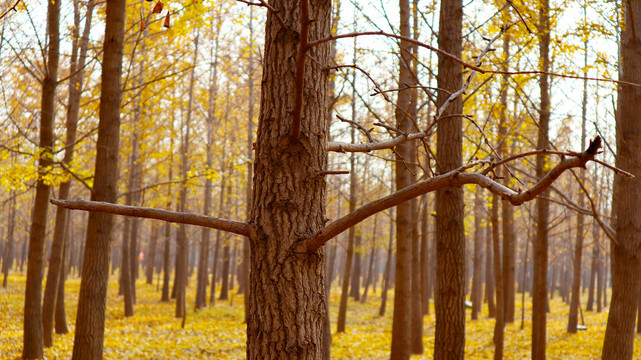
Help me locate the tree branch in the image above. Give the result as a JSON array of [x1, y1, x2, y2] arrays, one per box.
[[50, 198, 253, 237], [302, 136, 619, 253]]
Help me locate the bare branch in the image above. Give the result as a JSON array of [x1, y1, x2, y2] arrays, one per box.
[[336, 114, 375, 143], [310, 31, 484, 72], [302, 136, 618, 253], [50, 198, 253, 237], [0, 0, 21, 21], [236, 0, 287, 30]]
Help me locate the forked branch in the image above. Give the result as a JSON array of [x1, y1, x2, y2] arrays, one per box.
[[302, 136, 623, 253], [50, 198, 252, 237]]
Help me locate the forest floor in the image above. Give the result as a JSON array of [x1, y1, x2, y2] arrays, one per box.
[[2, 273, 641, 359]]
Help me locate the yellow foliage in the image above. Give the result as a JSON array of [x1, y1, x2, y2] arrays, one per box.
[[2, 274, 641, 359]]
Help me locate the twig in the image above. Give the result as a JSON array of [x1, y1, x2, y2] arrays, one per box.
[[310, 31, 484, 72], [336, 114, 375, 143], [236, 0, 287, 30], [50, 198, 253, 237], [318, 170, 350, 176], [0, 0, 21, 22]]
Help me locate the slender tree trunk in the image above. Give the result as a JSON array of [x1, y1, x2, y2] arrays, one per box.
[[471, 191, 483, 320], [434, 0, 465, 357], [568, 51, 588, 331], [337, 60, 359, 333], [361, 217, 377, 303], [602, 1, 641, 358], [492, 192, 505, 360], [242, 5, 255, 320], [485, 219, 495, 317], [70, 0, 125, 355], [54, 234, 69, 334], [42, 0, 94, 346], [498, 35, 515, 324], [146, 223, 158, 285], [379, 207, 394, 317], [22, 0, 60, 355], [420, 195, 430, 316], [175, 31, 199, 319], [532, 0, 551, 356], [2, 189, 16, 288], [390, 0, 416, 356]]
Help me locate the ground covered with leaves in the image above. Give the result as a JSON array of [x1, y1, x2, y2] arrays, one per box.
[[2, 274, 641, 359]]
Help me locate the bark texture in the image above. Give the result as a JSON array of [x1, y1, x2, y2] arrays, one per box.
[[601, 0, 641, 358], [70, 0, 125, 356], [434, 0, 465, 357], [246, 0, 331, 357]]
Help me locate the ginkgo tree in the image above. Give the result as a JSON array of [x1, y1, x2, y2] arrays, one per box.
[[50, 0, 632, 360]]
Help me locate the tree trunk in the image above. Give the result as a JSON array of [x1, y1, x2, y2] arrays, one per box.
[[485, 219, 495, 317], [471, 191, 483, 320], [361, 218, 377, 303], [337, 62, 359, 332], [22, 0, 60, 355], [146, 223, 158, 285], [420, 195, 430, 316], [601, 0, 641, 358], [245, 0, 331, 357], [379, 207, 394, 317], [532, 0, 551, 356], [568, 57, 588, 331], [390, 0, 416, 356], [434, 0, 465, 357], [498, 35, 515, 324], [175, 30, 199, 320], [54, 231, 69, 334], [42, 0, 94, 346], [492, 192, 504, 360], [2, 189, 16, 288], [70, 0, 125, 355]]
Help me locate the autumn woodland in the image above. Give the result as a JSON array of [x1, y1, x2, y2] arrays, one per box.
[[0, 0, 639, 358]]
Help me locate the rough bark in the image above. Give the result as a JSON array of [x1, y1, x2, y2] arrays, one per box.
[[601, 0, 641, 358], [245, 0, 331, 357], [485, 219, 495, 317], [379, 207, 394, 317], [70, 0, 125, 355], [22, 0, 60, 355], [434, 0, 465, 357]]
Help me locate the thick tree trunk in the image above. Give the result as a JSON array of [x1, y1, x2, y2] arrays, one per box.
[[601, 0, 641, 358], [70, 0, 125, 355], [434, 0, 465, 357], [420, 195, 430, 316], [246, 0, 331, 357], [22, 0, 60, 355]]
